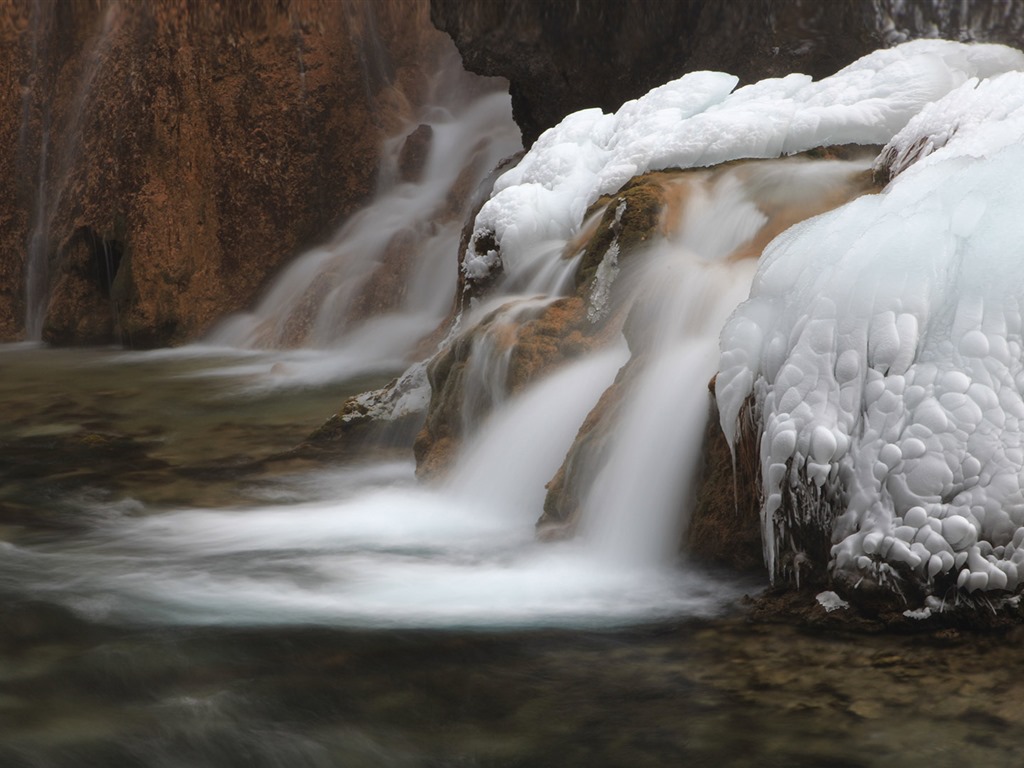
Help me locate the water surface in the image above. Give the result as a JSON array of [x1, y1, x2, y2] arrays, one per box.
[[1, 345, 1021, 767]]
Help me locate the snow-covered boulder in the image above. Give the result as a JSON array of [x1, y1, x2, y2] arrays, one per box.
[[717, 67, 1024, 610]]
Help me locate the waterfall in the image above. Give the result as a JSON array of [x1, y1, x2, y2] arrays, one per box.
[[9, 37, 980, 630], [208, 52, 521, 367], [22, 3, 121, 340], [0, 156, 878, 629], [448, 344, 630, 521], [576, 159, 875, 562]]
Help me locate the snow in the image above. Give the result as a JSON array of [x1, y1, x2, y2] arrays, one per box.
[[468, 40, 1024, 284], [716, 63, 1024, 599], [816, 591, 850, 612]]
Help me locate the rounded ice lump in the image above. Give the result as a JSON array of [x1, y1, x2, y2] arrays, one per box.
[[717, 58, 1024, 603]]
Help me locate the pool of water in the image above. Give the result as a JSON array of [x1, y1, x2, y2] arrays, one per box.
[[1, 344, 1022, 767]]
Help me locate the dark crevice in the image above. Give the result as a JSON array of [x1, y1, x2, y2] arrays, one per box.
[[79, 226, 123, 299]]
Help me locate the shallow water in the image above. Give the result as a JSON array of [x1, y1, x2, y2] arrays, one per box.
[[2, 345, 1023, 766]]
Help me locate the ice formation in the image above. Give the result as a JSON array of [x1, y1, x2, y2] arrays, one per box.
[[717, 65, 1024, 600], [467, 40, 1024, 282], [444, 37, 1024, 603]]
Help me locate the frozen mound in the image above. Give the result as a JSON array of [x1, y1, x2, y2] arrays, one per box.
[[465, 39, 1024, 283], [716, 68, 1024, 604]]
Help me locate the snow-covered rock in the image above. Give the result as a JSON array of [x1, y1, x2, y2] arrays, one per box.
[[717, 64, 1024, 602], [468, 39, 1024, 286]]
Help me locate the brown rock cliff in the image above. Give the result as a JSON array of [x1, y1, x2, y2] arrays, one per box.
[[2, 0, 452, 346]]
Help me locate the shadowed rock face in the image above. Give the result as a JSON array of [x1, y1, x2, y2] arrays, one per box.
[[430, 0, 1024, 146], [428, 0, 873, 146], [1, 0, 450, 346]]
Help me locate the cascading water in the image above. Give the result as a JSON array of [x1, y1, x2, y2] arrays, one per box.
[[0, 158, 876, 631], [209, 53, 521, 365], [22, 3, 121, 341], [579, 159, 875, 563], [7, 24, 1024, 765], [12, 34, 1023, 633]]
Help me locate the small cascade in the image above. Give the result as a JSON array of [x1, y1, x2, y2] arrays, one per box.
[[23, 3, 121, 340], [13, 38, 1021, 636], [581, 274, 756, 563], [448, 345, 629, 520], [21, 0, 54, 341], [456, 295, 563, 431], [209, 53, 521, 365], [577, 158, 875, 562]]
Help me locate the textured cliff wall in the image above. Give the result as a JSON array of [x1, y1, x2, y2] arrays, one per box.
[[2, 0, 451, 346], [431, 0, 1024, 146]]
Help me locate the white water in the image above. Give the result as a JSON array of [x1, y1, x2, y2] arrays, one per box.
[[0, 56, 761, 628], [449, 346, 631, 519], [581, 241, 760, 562], [1, 355, 735, 629], [581, 159, 871, 563]]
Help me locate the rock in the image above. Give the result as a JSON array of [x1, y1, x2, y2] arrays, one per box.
[[397, 123, 434, 183], [688, 390, 764, 573], [414, 294, 620, 480], [298, 361, 433, 463], [539, 357, 633, 533], [539, 157, 874, 551], [1, 0, 453, 346], [432, 0, 1024, 147]]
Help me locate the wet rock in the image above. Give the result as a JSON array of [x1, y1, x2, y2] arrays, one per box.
[[414, 176, 672, 480], [539, 358, 633, 536], [540, 158, 874, 548], [397, 123, 434, 183], [688, 391, 764, 574], [298, 376, 429, 463]]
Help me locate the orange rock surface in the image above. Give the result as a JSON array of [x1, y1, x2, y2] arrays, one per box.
[[1, 0, 450, 346]]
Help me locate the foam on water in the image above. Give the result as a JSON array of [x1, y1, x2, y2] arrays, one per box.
[[1, 456, 739, 629]]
